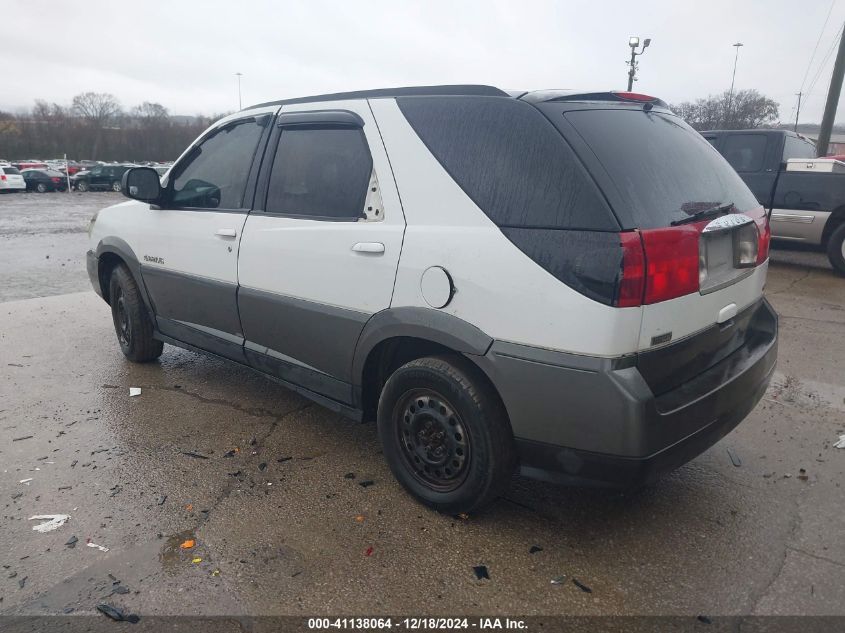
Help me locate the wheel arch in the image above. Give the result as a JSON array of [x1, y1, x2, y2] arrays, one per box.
[[821, 204, 845, 246], [353, 308, 500, 422], [95, 238, 154, 314]]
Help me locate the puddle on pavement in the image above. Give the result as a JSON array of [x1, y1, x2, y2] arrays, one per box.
[[159, 528, 202, 574]]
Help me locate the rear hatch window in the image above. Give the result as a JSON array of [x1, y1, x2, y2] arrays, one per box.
[[2, 167, 21, 175], [552, 107, 760, 229]]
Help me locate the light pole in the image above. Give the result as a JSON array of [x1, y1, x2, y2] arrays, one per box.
[[235, 72, 243, 110], [726, 42, 743, 125], [626, 36, 651, 91]]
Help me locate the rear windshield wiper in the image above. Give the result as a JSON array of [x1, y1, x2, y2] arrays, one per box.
[[671, 202, 734, 226]]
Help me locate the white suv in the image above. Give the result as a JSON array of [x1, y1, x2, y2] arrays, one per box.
[[86, 85, 778, 513]]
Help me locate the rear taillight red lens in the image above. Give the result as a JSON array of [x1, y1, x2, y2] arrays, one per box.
[[641, 225, 701, 304], [756, 216, 771, 265], [51, 177, 61, 183], [0, 175, 6, 181], [612, 91, 658, 102]]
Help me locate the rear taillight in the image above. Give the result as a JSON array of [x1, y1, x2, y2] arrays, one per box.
[[615, 224, 705, 307], [51, 177, 61, 183], [612, 91, 659, 102], [0, 175, 6, 181], [756, 216, 771, 265], [617, 232, 645, 307]]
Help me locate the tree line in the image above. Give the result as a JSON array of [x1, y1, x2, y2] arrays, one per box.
[[2, 89, 842, 162], [0, 92, 229, 162]]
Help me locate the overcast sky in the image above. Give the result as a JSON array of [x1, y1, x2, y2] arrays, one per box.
[[4, 0, 845, 124]]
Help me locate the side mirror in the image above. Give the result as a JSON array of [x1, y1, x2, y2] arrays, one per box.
[[122, 167, 162, 203]]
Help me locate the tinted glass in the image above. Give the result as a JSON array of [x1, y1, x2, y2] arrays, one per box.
[[783, 135, 816, 160], [2, 167, 20, 175], [563, 109, 760, 228], [265, 128, 372, 218], [721, 133, 767, 172], [171, 119, 263, 209], [398, 96, 617, 230]]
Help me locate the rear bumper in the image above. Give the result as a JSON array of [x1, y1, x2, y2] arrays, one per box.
[[478, 299, 778, 487]]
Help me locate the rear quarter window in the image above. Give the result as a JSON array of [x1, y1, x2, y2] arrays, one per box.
[[722, 133, 767, 172], [397, 96, 618, 230]]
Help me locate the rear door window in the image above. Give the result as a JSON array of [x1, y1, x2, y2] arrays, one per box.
[[265, 127, 372, 219], [553, 108, 760, 228], [722, 134, 767, 172], [398, 96, 618, 230]]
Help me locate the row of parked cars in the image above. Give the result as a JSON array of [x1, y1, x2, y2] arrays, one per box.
[[0, 161, 171, 194]]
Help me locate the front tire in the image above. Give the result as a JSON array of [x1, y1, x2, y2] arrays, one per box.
[[827, 222, 845, 276], [111, 180, 122, 192], [108, 264, 163, 362], [377, 355, 515, 514]]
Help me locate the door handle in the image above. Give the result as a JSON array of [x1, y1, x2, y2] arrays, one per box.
[[351, 242, 385, 254], [215, 228, 237, 238]]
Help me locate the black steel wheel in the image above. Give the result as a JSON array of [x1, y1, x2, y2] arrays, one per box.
[[394, 388, 471, 492], [378, 355, 515, 514]]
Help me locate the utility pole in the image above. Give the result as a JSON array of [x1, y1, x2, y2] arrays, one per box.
[[794, 91, 802, 132], [726, 42, 743, 126], [235, 72, 243, 110], [626, 37, 651, 91], [817, 23, 845, 156]]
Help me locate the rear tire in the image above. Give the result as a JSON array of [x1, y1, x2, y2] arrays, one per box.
[[377, 355, 515, 514], [826, 222, 845, 277], [108, 264, 163, 362], [36, 182, 47, 193], [111, 180, 122, 192]]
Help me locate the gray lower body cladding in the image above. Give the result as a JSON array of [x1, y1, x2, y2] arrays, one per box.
[[475, 299, 778, 486]]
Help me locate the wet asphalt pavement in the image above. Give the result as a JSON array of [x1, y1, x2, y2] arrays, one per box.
[[1, 192, 844, 619]]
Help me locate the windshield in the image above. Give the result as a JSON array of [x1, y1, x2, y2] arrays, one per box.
[[563, 109, 760, 228]]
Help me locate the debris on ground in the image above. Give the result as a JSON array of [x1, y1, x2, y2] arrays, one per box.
[[113, 585, 130, 595], [457, 513, 470, 520], [364, 547, 374, 557], [180, 539, 195, 550], [249, 437, 257, 446], [87, 542, 110, 553], [727, 448, 742, 467], [65, 535, 78, 548], [129, 387, 141, 397], [344, 473, 356, 479], [529, 545, 543, 554], [192, 557, 202, 564], [834, 434, 845, 449], [29, 514, 70, 533], [359, 480, 375, 488], [223, 448, 239, 458], [572, 578, 593, 593], [258, 462, 268, 471], [19, 576, 27, 589], [96, 603, 139, 623], [12, 435, 33, 442], [551, 575, 566, 585], [277, 456, 292, 462], [186, 504, 194, 513], [473, 565, 490, 580], [354, 515, 366, 523], [157, 495, 167, 506], [211, 569, 221, 577], [798, 468, 809, 481], [19, 478, 33, 485], [12, 493, 23, 500], [180, 451, 209, 459]]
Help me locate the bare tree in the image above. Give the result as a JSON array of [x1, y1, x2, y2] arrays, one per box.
[[72, 92, 122, 157], [672, 89, 780, 130]]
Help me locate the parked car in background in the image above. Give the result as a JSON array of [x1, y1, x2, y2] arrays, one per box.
[[13, 160, 49, 171], [22, 169, 68, 192], [0, 165, 26, 192], [88, 86, 777, 512], [72, 164, 133, 192], [703, 129, 845, 275]]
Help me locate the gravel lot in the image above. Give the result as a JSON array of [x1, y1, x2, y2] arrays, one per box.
[[1, 192, 844, 622]]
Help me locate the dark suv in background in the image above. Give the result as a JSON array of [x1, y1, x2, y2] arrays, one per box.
[[72, 165, 133, 192]]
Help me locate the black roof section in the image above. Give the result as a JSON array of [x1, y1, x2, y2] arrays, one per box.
[[245, 84, 509, 110]]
